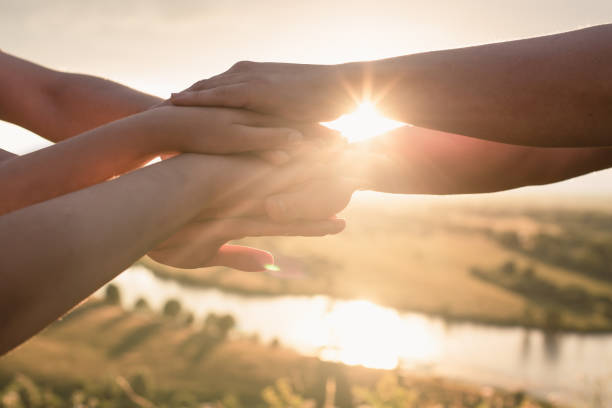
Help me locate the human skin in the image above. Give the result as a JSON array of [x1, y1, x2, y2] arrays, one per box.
[[264, 126, 612, 221], [172, 24, 612, 147], [0, 152, 346, 355], [0, 51, 351, 353], [0, 51, 345, 216], [0, 51, 347, 267], [0, 105, 338, 216]]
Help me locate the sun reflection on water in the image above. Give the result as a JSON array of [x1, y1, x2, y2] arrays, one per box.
[[110, 266, 443, 371], [323, 101, 404, 144], [317, 299, 441, 370]]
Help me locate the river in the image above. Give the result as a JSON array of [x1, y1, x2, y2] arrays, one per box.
[[109, 265, 612, 406]]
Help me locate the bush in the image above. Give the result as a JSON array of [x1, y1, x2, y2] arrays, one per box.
[[184, 313, 195, 326], [543, 309, 563, 332], [162, 299, 182, 317], [104, 284, 121, 305], [204, 313, 236, 340], [129, 371, 152, 398], [500, 261, 516, 275], [134, 297, 150, 311]]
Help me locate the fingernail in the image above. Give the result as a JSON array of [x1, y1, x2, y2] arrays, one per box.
[[170, 92, 187, 100], [287, 131, 303, 145]]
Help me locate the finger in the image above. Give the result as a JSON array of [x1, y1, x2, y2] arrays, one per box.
[[265, 178, 358, 222], [202, 160, 330, 218], [170, 84, 250, 108], [159, 217, 346, 251], [258, 150, 292, 165], [228, 125, 303, 153], [188, 74, 249, 91], [226, 217, 346, 238], [206, 245, 274, 272], [189, 217, 346, 240], [204, 198, 267, 218], [149, 216, 346, 271]]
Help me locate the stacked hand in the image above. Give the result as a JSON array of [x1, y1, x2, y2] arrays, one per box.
[[170, 61, 356, 122], [140, 101, 357, 272], [147, 154, 354, 271]]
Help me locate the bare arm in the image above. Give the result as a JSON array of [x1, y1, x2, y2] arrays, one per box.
[[0, 105, 321, 216], [357, 24, 612, 147], [173, 24, 612, 147], [358, 127, 612, 194], [0, 153, 344, 355], [263, 127, 612, 221], [0, 51, 160, 141]]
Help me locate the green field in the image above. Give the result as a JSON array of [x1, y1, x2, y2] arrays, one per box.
[[0, 297, 556, 408], [143, 195, 612, 332]]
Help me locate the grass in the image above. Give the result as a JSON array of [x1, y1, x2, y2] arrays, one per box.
[[0, 299, 558, 407], [142, 197, 612, 332]]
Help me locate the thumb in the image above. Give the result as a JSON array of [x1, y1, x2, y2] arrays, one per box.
[[231, 125, 303, 152]]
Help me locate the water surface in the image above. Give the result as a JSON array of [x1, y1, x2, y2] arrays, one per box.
[[110, 265, 612, 405]]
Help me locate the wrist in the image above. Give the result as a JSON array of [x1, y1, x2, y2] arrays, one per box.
[[128, 107, 179, 157], [337, 58, 411, 108]]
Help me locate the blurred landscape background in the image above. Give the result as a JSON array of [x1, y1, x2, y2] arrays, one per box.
[[2, 1, 612, 407]]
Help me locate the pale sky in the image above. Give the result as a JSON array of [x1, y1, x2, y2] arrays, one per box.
[[2, 0, 612, 195]]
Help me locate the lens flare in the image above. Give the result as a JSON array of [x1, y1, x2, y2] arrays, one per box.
[[264, 264, 281, 272], [323, 101, 404, 143]]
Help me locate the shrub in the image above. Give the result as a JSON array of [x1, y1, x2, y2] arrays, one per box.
[[104, 284, 121, 305], [162, 299, 182, 317], [500, 261, 516, 275], [134, 297, 150, 311]]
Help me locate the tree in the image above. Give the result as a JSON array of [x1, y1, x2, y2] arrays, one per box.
[[104, 284, 121, 305], [162, 299, 182, 317]]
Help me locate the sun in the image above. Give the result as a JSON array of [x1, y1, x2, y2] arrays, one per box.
[[322, 101, 404, 143]]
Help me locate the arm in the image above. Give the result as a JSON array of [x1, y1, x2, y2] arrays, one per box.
[[0, 153, 344, 355], [263, 126, 612, 221], [0, 148, 16, 162], [0, 51, 160, 141], [172, 24, 612, 147], [0, 106, 320, 215], [359, 127, 612, 194]]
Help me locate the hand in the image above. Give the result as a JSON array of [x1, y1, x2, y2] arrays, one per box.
[[148, 217, 345, 271], [146, 153, 351, 271], [188, 153, 358, 221], [139, 105, 343, 164], [169, 62, 359, 122], [261, 149, 390, 222]]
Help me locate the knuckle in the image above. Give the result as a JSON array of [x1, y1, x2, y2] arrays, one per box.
[[192, 79, 208, 89], [231, 60, 254, 71]]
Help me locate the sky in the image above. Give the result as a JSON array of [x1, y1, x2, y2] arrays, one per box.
[[2, 0, 612, 195]]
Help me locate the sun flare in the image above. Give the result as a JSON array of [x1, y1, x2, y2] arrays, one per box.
[[323, 101, 404, 144], [317, 299, 441, 370]]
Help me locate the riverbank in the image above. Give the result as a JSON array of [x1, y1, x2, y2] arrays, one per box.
[[0, 298, 559, 407], [140, 200, 612, 333]]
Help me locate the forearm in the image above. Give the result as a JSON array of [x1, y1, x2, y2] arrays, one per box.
[[0, 153, 216, 354], [353, 127, 612, 194], [343, 24, 612, 147], [0, 110, 168, 215], [0, 51, 161, 141]]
